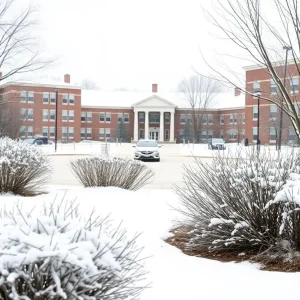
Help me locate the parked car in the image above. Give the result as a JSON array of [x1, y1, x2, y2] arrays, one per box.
[[133, 139, 161, 162], [208, 138, 226, 150], [23, 137, 48, 145]]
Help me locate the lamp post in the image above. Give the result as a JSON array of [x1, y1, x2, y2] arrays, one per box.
[[254, 91, 262, 152], [278, 45, 292, 151], [54, 88, 59, 152]]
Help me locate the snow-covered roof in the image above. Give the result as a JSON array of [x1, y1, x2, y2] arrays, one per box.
[[81, 90, 245, 110]]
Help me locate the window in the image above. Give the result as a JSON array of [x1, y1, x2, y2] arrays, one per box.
[[201, 115, 207, 124], [180, 114, 186, 124], [20, 108, 27, 120], [87, 112, 92, 122], [253, 127, 258, 141], [86, 128, 92, 138], [118, 113, 123, 122], [42, 127, 48, 137], [220, 130, 224, 139], [165, 113, 170, 124], [43, 92, 49, 104], [20, 126, 26, 138], [165, 129, 169, 141], [179, 130, 184, 140], [68, 127, 74, 139], [62, 110, 68, 122], [20, 91, 26, 103], [50, 93, 56, 104], [27, 126, 33, 138], [106, 128, 111, 139], [106, 112, 111, 123], [208, 115, 213, 124], [81, 112, 86, 122], [149, 113, 160, 123], [289, 127, 296, 141], [62, 127, 67, 139], [139, 112, 145, 123], [68, 110, 74, 121], [270, 104, 277, 119], [187, 114, 192, 124], [27, 109, 33, 121], [290, 77, 299, 93], [69, 94, 75, 105], [230, 114, 234, 124], [49, 127, 55, 138], [270, 79, 277, 94], [242, 114, 245, 123], [63, 94, 68, 104], [80, 128, 85, 138], [201, 130, 207, 140], [220, 114, 224, 124], [124, 113, 129, 123], [208, 130, 213, 139], [229, 131, 237, 140], [99, 112, 105, 122], [99, 128, 105, 139], [50, 110, 55, 121], [270, 127, 276, 141], [28, 91, 34, 103], [253, 106, 258, 119], [139, 129, 144, 139], [253, 81, 261, 93], [43, 109, 48, 121]]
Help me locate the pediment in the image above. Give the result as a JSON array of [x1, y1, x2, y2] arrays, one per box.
[[132, 95, 177, 108]]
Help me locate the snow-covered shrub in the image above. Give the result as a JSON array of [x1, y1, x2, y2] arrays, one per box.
[[70, 156, 154, 191], [175, 148, 300, 253], [0, 137, 51, 196], [0, 201, 147, 300]]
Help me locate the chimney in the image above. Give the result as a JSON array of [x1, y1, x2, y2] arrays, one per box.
[[234, 87, 241, 96], [152, 83, 158, 93], [64, 74, 70, 84]]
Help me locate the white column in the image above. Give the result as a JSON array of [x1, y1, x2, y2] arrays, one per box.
[[159, 111, 164, 142], [170, 111, 175, 142], [134, 110, 138, 141], [145, 111, 149, 139]]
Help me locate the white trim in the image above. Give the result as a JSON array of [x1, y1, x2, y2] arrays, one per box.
[[243, 58, 300, 71]]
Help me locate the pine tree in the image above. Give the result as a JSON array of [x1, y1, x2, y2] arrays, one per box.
[[183, 121, 194, 142], [116, 119, 129, 142]]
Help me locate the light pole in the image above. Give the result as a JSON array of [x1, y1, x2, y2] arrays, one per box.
[[278, 45, 292, 151], [256, 93, 261, 151], [54, 88, 59, 152]]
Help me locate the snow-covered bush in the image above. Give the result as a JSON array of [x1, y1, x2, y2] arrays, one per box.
[[0, 201, 147, 300], [0, 137, 51, 196], [175, 148, 300, 253], [70, 156, 154, 191]]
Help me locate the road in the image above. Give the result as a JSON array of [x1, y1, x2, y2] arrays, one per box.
[[49, 155, 205, 189]]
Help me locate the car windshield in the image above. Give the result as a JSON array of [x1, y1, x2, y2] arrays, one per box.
[[212, 139, 224, 143], [136, 140, 158, 147], [24, 139, 35, 144]]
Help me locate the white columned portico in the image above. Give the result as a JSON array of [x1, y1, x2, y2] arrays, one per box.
[[170, 111, 175, 142], [134, 110, 139, 141], [159, 111, 164, 142], [144, 111, 149, 140]]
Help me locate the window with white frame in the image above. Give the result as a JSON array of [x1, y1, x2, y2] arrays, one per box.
[[81, 112, 86, 122], [99, 112, 105, 122], [81, 128, 86, 138], [86, 128, 92, 138], [50, 110, 55, 121], [20, 91, 26, 103], [50, 93, 56, 104], [124, 113, 129, 123], [290, 77, 299, 93], [68, 127, 74, 139], [49, 127, 55, 138], [270, 104, 277, 119], [139, 112, 145, 123], [229, 131, 237, 140], [201, 115, 207, 124], [270, 127, 276, 141], [68, 110, 74, 122], [62, 110, 68, 122], [270, 79, 277, 94], [42, 127, 48, 137], [27, 91, 34, 103], [99, 128, 105, 139], [233, 114, 237, 123], [165, 113, 170, 124], [106, 128, 111, 139], [180, 114, 186, 124], [62, 94, 68, 105], [253, 106, 258, 119], [208, 115, 213, 124], [201, 130, 207, 140], [27, 126, 33, 137], [220, 130, 224, 139], [220, 114, 224, 124], [20, 126, 26, 138], [69, 94, 75, 105], [230, 114, 234, 124], [253, 127, 258, 141], [62, 127, 67, 139], [289, 127, 296, 141], [118, 113, 123, 122], [87, 112, 92, 122], [27, 109, 33, 121], [43, 109, 48, 121], [106, 112, 111, 123], [43, 92, 49, 104], [149, 112, 160, 123], [208, 130, 213, 139], [253, 81, 261, 93], [187, 114, 192, 124], [139, 129, 144, 139], [20, 108, 27, 120]]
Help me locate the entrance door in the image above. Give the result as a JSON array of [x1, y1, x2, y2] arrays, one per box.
[[149, 131, 159, 140]]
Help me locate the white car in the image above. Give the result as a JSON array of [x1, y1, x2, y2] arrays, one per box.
[[133, 139, 161, 162]]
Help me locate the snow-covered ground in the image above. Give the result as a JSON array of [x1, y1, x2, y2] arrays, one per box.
[[1, 187, 300, 300]]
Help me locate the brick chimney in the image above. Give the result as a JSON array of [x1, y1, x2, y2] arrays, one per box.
[[64, 74, 70, 84], [152, 83, 158, 93], [234, 87, 241, 96]]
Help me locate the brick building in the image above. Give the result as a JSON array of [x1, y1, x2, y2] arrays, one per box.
[[0, 74, 247, 143]]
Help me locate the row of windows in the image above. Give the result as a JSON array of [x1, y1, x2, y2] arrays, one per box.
[[138, 112, 171, 124], [252, 104, 299, 119], [80, 128, 111, 140], [81, 112, 130, 123], [180, 114, 245, 125], [19, 92, 76, 104], [253, 78, 299, 94], [179, 130, 243, 140], [252, 127, 296, 141]]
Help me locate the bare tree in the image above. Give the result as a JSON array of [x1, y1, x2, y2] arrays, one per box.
[[81, 79, 100, 90], [178, 75, 223, 143], [201, 0, 300, 139]]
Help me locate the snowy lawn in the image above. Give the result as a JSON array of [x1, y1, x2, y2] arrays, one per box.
[[0, 187, 300, 300]]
